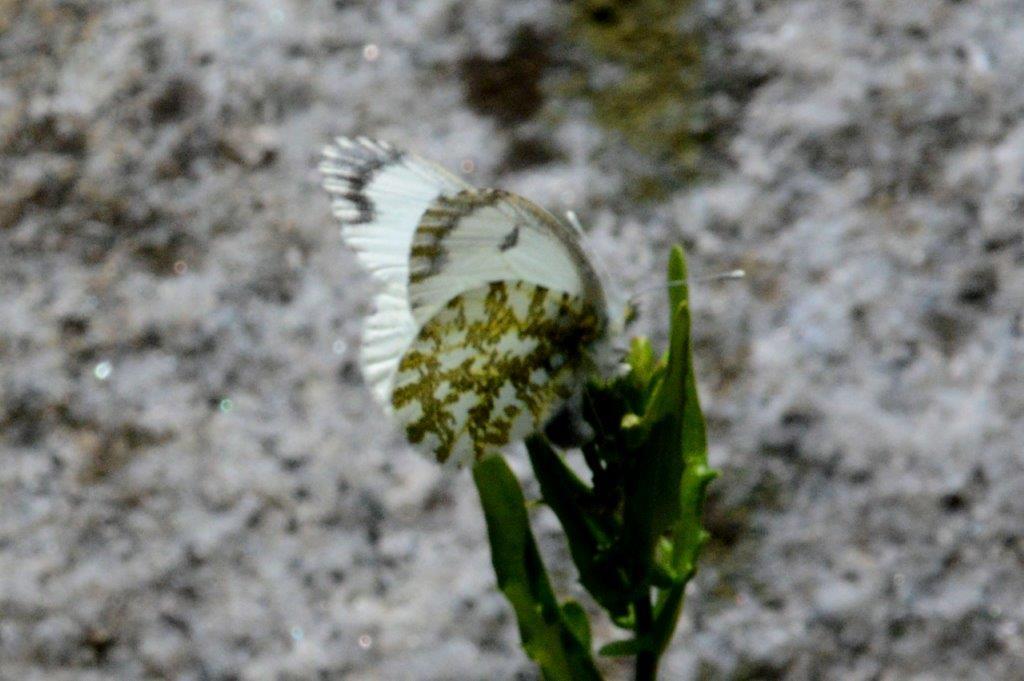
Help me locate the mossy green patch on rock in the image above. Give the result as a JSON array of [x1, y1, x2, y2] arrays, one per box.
[[567, 0, 704, 195]]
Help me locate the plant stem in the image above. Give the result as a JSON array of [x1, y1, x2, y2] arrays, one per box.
[[633, 590, 657, 681]]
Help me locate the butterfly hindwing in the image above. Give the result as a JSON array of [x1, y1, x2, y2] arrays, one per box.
[[391, 281, 603, 465]]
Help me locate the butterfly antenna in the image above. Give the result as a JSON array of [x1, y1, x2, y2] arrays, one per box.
[[696, 269, 747, 283], [627, 269, 745, 306]]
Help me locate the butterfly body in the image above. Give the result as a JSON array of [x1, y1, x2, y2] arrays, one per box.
[[320, 137, 611, 465]]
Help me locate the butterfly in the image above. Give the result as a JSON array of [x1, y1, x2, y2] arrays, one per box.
[[320, 137, 617, 466]]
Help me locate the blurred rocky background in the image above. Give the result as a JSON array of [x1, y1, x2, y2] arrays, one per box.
[[2, 0, 1023, 679]]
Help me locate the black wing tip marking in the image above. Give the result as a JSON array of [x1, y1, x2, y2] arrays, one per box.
[[319, 136, 405, 225]]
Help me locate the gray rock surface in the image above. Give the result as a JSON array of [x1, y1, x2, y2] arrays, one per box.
[[2, 1, 1022, 679]]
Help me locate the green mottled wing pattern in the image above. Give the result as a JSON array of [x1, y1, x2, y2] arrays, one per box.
[[392, 282, 603, 465]]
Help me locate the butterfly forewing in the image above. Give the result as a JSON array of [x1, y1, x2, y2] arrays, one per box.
[[407, 189, 605, 326], [320, 138, 470, 403]]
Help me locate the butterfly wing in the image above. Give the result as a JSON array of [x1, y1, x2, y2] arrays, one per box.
[[406, 188, 607, 327], [320, 137, 471, 403], [321, 138, 609, 464], [392, 281, 603, 465]]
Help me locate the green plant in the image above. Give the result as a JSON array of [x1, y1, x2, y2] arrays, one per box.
[[473, 245, 716, 680]]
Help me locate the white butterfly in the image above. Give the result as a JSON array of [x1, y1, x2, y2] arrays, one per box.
[[320, 137, 617, 466]]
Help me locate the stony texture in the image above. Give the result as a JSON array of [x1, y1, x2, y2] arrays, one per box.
[[2, 1, 1022, 679]]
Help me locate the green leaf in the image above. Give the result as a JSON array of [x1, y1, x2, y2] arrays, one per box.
[[667, 244, 688, 320], [527, 435, 631, 620], [598, 636, 655, 657], [625, 336, 659, 395], [561, 601, 592, 649], [669, 246, 716, 576], [645, 250, 691, 429], [650, 581, 687, 656], [472, 456, 602, 681], [621, 415, 683, 583], [657, 245, 717, 653]]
